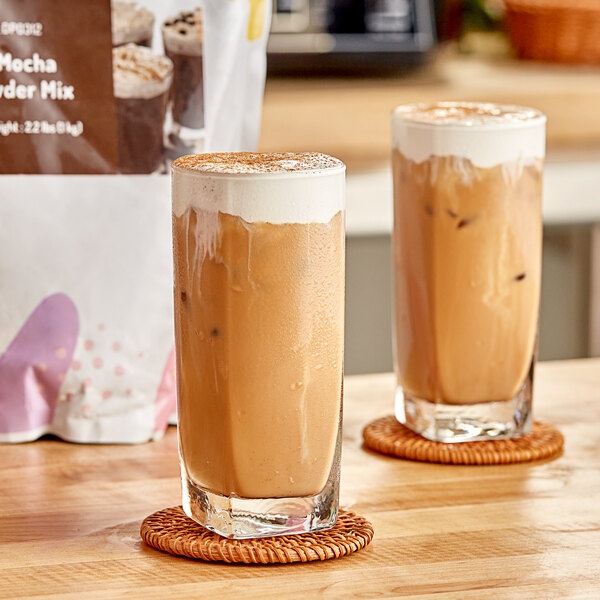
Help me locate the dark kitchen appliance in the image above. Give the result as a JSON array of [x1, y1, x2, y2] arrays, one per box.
[[268, 0, 437, 74]]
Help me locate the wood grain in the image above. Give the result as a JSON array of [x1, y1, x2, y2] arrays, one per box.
[[1, 359, 599, 599], [259, 51, 600, 171]]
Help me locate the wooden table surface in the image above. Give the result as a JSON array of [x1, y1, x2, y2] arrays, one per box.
[[1, 359, 599, 599]]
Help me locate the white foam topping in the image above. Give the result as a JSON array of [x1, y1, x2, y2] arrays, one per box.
[[112, 1, 155, 46], [162, 10, 203, 56], [172, 153, 346, 223], [392, 102, 546, 167], [112, 44, 172, 99]]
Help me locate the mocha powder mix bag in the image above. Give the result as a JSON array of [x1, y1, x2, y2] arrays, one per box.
[[0, 0, 271, 442]]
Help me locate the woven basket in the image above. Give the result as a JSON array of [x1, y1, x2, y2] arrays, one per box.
[[504, 0, 600, 64]]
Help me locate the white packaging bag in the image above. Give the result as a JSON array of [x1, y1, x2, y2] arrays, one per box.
[[0, 0, 271, 442]]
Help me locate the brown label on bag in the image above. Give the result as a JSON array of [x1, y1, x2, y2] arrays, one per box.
[[0, 0, 118, 174]]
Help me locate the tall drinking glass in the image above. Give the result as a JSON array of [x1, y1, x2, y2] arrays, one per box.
[[171, 152, 346, 538], [392, 103, 546, 442]]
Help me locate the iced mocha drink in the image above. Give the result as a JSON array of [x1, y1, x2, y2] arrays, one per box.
[[392, 103, 545, 442], [162, 10, 204, 130], [172, 152, 345, 538], [112, 44, 172, 174]]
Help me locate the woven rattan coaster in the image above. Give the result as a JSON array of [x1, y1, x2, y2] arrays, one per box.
[[363, 416, 564, 465], [140, 506, 374, 564]]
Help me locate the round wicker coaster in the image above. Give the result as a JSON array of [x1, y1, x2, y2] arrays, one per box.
[[140, 506, 374, 564], [363, 417, 564, 465]]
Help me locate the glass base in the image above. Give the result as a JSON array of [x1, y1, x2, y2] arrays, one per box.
[[395, 384, 533, 443], [181, 472, 339, 539]]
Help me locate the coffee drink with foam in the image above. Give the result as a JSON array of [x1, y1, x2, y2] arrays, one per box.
[[162, 10, 204, 131], [172, 152, 345, 538], [392, 102, 545, 442], [112, 44, 172, 174]]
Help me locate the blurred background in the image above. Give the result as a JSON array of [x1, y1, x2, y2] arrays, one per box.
[[258, 0, 600, 374]]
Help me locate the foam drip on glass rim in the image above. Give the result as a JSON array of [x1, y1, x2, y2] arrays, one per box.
[[171, 153, 346, 224]]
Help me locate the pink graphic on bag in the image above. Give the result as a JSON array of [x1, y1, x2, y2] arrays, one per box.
[[154, 346, 176, 433], [0, 293, 79, 435]]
